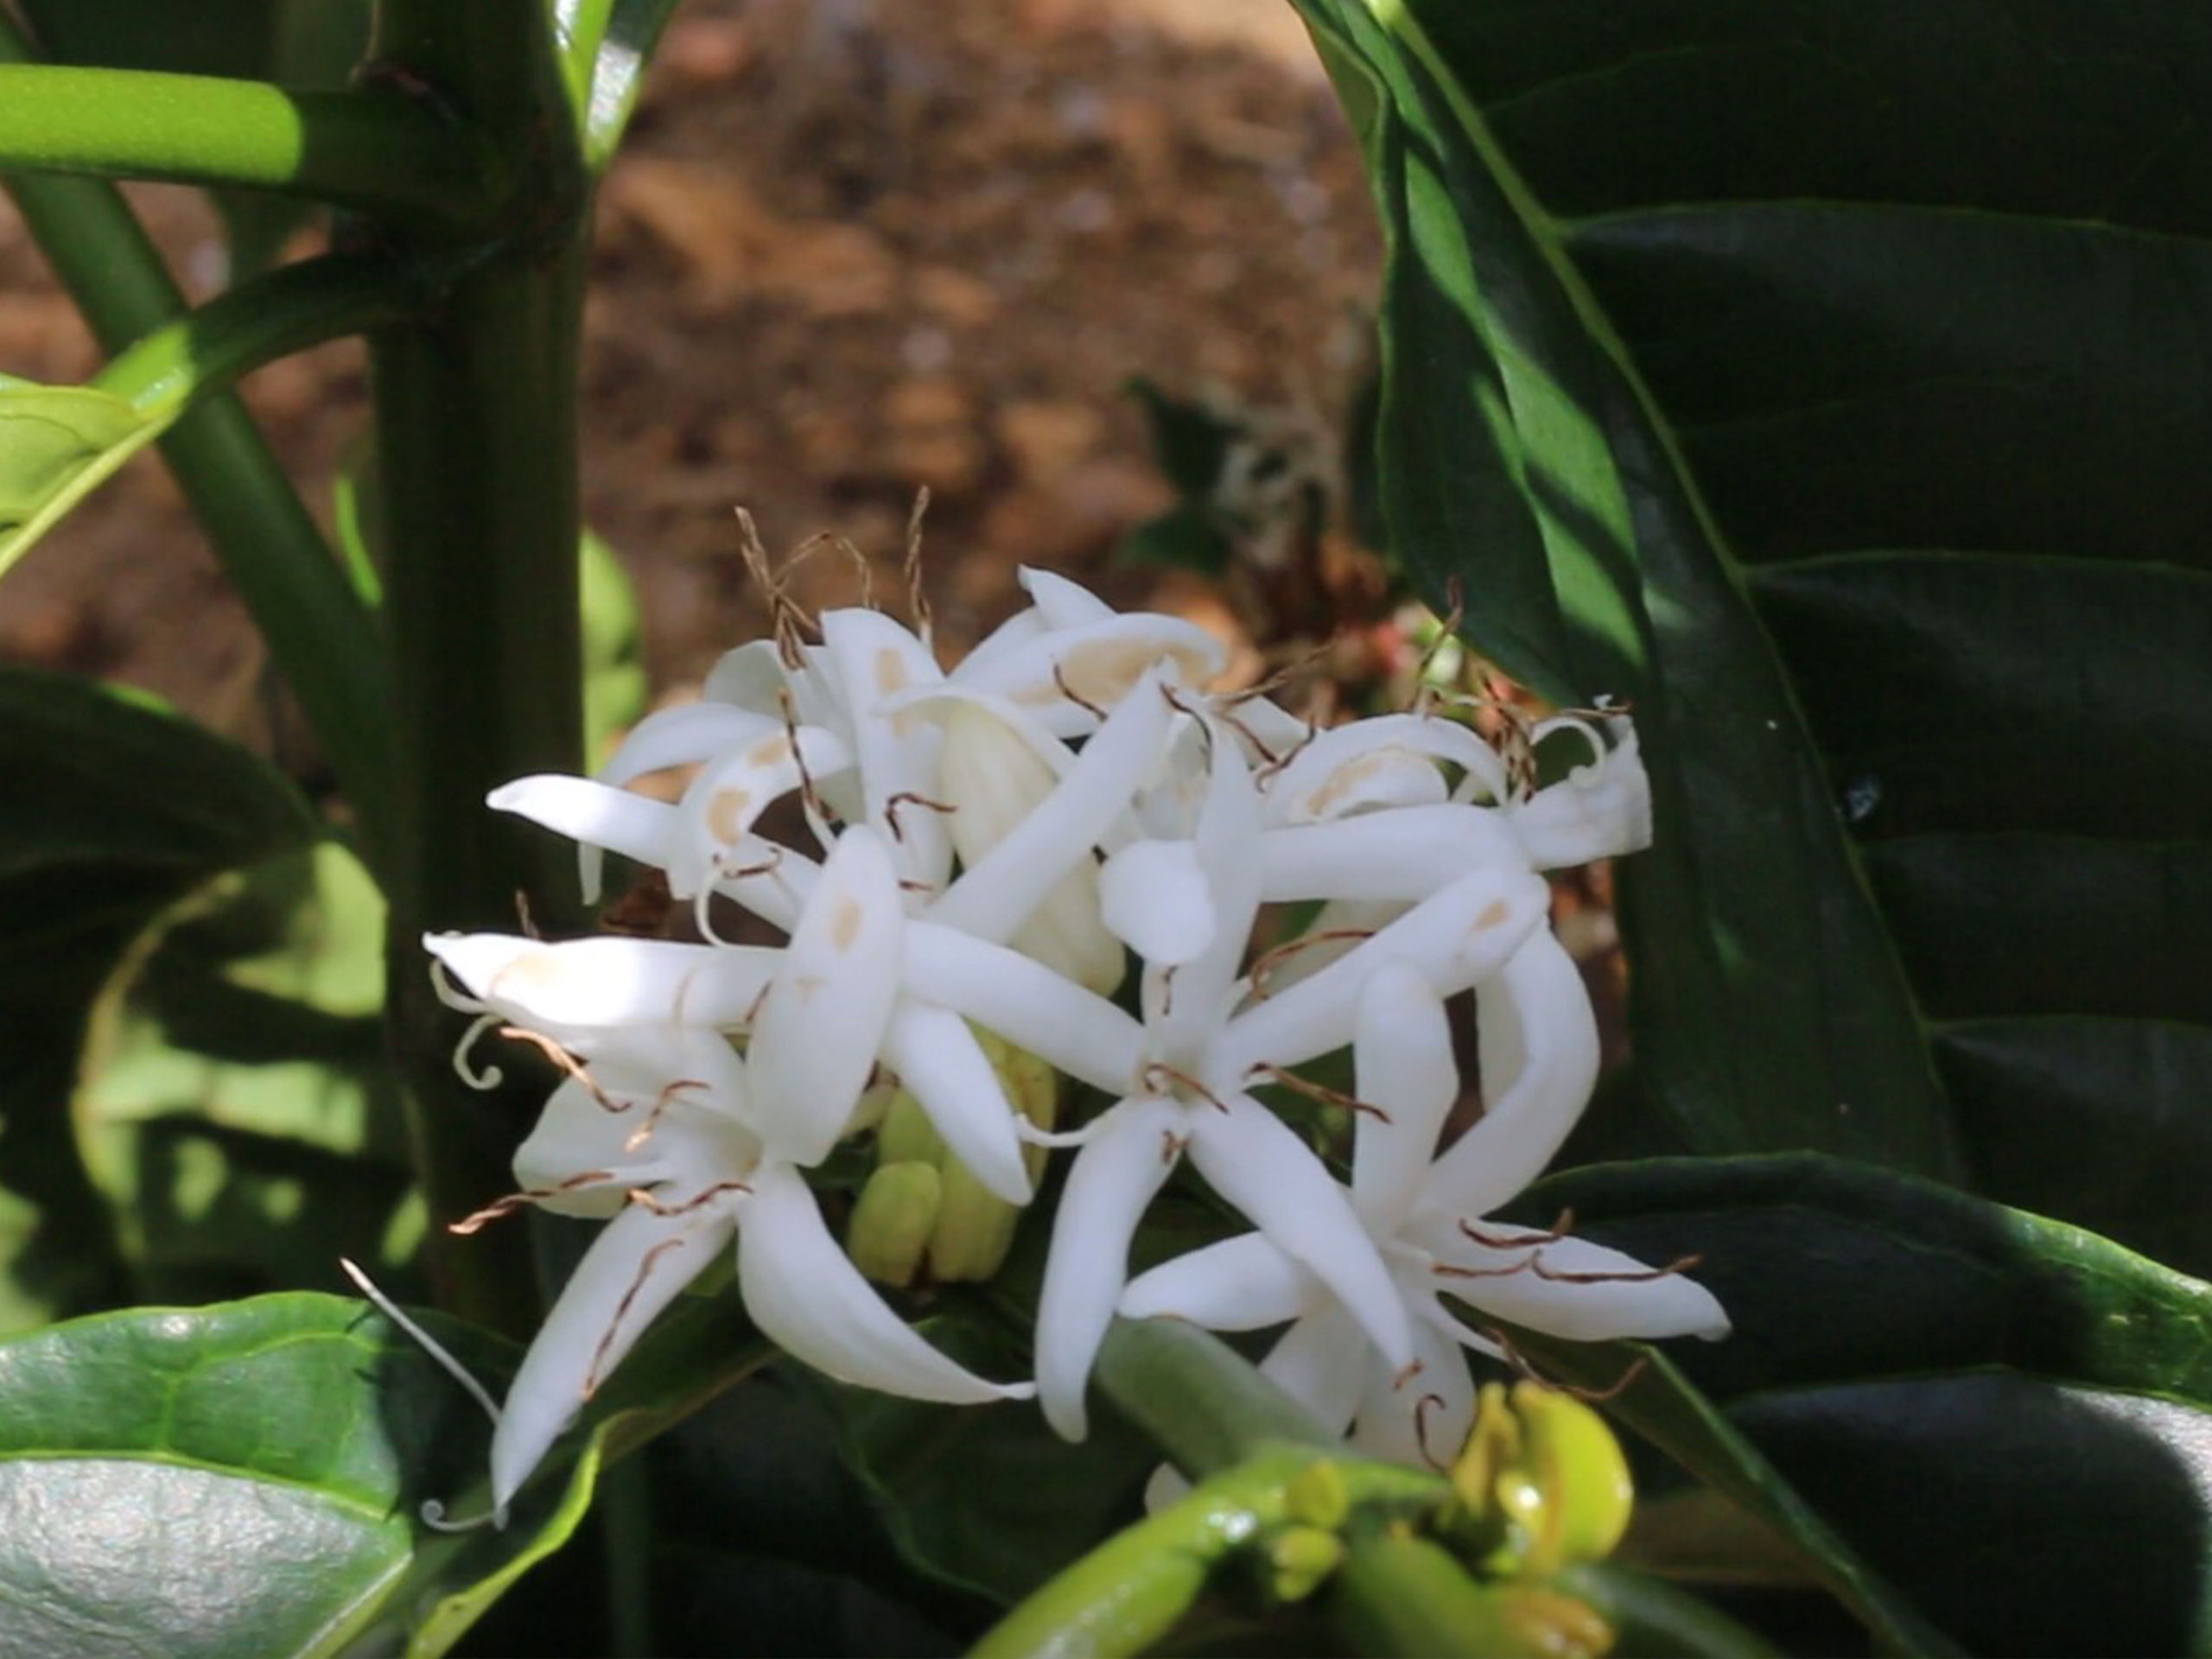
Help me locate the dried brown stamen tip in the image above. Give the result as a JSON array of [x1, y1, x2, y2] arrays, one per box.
[[1230, 637, 1335, 706], [1458, 1209, 1577, 1250], [1159, 1128, 1191, 1166], [736, 507, 813, 671], [776, 685, 832, 836], [1530, 1250, 1705, 1286], [625, 1179, 750, 1217], [904, 487, 935, 648], [513, 889, 541, 940], [1478, 1323, 1648, 1403], [1052, 660, 1109, 721], [1251, 715, 1320, 789], [1247, 928, 1376, 997], [1211, 703, 1282, 767], [621, 1077, 708, 1153], [583, 1236, 688, 1397], [714, 842, 785, 883], [898, 879, 936, 894], [1411, 1390, 1453, 1473], [741, 979, 772, 1027], [883, 791, 956, 842], [1141, 1061, 1229, 1113], [786, 528, 874, 613], [497, 1026, 630, 1115], [448, 1170, 615, 1235], [1248, 1062, 1390, 1122]]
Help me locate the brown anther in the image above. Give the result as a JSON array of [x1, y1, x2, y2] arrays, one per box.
[[448, 1169, 616, 1234], [1052, 659, 1109, 721], [1140, 1061, 1229, 1113], [1247, 928, 1376, 997], [1432, 1255, 1541, 1281], [904, 487, 935, 648], [715, 843, 785, 883], [777, 685, 831, 832], [1251, 715, 1321, 790], [496, 1026, 631, 1114], [513, 889, 541, 940], [620, 1077, 708, 1153], [1159, 1129, 1190, 1166], [1212, 703, 1282, 767], [1529, 1250, 1706, 1286], [1391, 1355, 1425, 1391], [898, 879, 937, 894], [1411, 1391, 1453, 1472], [1458, 1209, 1577, 1251], [883, 791, 956, 843], [1248, 1062, 1391, 1122], [1473, 1323, 1644, 1402], [583, 1236, 689, 1397], [741, 979, 772, 1027], [624, 1180, 751, 1217], [736, 507, 814, 671]]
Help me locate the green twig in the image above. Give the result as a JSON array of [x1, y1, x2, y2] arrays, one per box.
[[1093, 1317, 1340, 1471], [0, 64, 504, 219]]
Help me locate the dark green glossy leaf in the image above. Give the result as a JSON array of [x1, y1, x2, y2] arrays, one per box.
[[1521, 1154, 2212, 1655]]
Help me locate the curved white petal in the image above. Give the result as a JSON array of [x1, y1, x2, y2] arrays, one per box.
[[1217, 866, 1549, 1076], [1120, 1232, 1310, 1330], [1257, 805, 1527, 905], [1257, 1303, 1371, 1439], [1349, 1315, 1473, 1471], [738, 1161, 1035, 1402], [1035, 1097, 1184, 1440], [881, 1000, 1033, 1205], [1186, 1096, 1412, 1372], [747, 826, 905, 1166], [668, 723, 853, 897], [602, 703, 779, 789], [1157, 729, 1263, 1054], [960, 614, 1224, 736], [1431, 1230, 1730, 1343], [1506, 721, 1651, 867], [425, 932, 781, 1031], [699, 639, 798, 715], [1351, 959, 1458, 1231], [904, 923, 1144, 1094], [1016, 564, 1118, 628], [512, 1031, 755, 1212], [1097, 837, 1215, 966], [1264, 714, 1507, 824], [1414, 931, 1599, 1224], [488, 775, 678, 906], [821, 607, 953, 892], [492, 1196, 738, 1509]]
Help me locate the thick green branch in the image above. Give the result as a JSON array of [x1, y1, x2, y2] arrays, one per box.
[[0, 64, 501, 219]]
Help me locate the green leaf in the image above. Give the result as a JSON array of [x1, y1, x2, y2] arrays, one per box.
[[0, 669, 320, 1332], [568, 0, 685, 173], [582, 526, 648, 757], [1519, 1154, 2212, 1655], [0, 382, 172, 578]]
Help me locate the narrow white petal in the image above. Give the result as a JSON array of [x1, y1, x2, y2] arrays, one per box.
[[699, 639, 798, 715], [738, 1161, 1034, 1402], [903, 923, 1144, 1094], [601, 703, 779, 789], [1035, 1097, 1184, 1440], [1257, 805, 1527, 905], [1506, 721, 1651, 866], [1097, 838, 1215, 965], [1016, 564, 1118, 628], [1257, 1303, 1371, 1438], [1263, 714, 1507, 824], [492, 1197, 737, 1509], [1119, 1232, 1309, 1330], [881, 1001, 1033, 1205], [489, 775, 677, 906], [820, 607, 952, 891], [958, 615, 1224, 736], [1349, 1315, 1473, 1471], [424, 932, 781, 1030], [1217, 867, 1549, 1076], [669, 723, 853, 896], [1431, 1232, 1731, 1343], [928, 670, 1173, 945], [747, 826, 904, 1166], [1187, 1096, 1412, 1371], [512, 1032, 754, 1210], [1414, 932, 1599, 1224], [1351, 960, 1458, 1230], [1154, 728, 1262, 1057]]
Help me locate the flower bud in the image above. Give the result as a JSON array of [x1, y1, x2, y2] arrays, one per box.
[[846, 1159, 942, 1287], [1447, 1382, 1633, 1577]]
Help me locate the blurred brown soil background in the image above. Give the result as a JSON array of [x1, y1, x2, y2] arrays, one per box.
[[0, 0, 1382, 741]]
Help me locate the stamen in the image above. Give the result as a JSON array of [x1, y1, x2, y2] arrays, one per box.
[[904, 486, 935, 649], [1247, 1062, 1390, 1122], [513, 889, 541, 940], [496, 1026, 632, 1115], [1432, 1255, 1540, 1281], [583, 1236, 688, 1397], [883, 791, 956, 843], [448, 1171, 618, 1234], [450, 1011, 506, 1090], [624, 1180, 750, 1217], [1246, 928, 1375, 998], [777, 685, 836, 851], [621, 1077, 709, 1153], [737, 506, 813, 670], [1528, 1249, 1705, 1286], [1410, 1390, 1452, 1473], [1052, 660, 1108, 721], [1458, 1210, 1577, 1251], [1140, 1061, 1229, 1113], [1159, 1128, 1190, 1166]]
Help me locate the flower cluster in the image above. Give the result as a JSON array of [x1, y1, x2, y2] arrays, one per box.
[[424, 565, 1726, 1516]]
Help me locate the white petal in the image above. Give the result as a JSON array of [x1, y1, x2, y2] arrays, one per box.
[[881, 1001, 1032, 1204], [1119, 1232, 1309, 1329], [1016, 564, 1118, 628], [1414, 932, 1599, 1224], [1097, 838, 1215, 965], [928, 672, 1173, 945], [489, 775, 678, 906], [820, 607, 953, 891], [739, 1161, 1035, 1402], [1264, 714, 1507, 824], [1349, 1315, 1473, 1470], [958, 615, 1224, 736], [747, 826, 904, 1166], [669, 722, 853, 897], [699, 639, 798, 714], [1217, 866, 1550, 1076], [512, 1032, 754, 1211], [1257, 804, 1528, 905], [1431, 1232, 1731, 1343], [602, 703, 779, 788], [1506, 721, 1651, 866], [1035, 1097, 1184, 1440], [1187, 1096, 1412, 1371], [1351, 960, 1457, 1231], [1257, 1303, 1371, 1438], [492, 1196, 738, 1509], [425, 932, 781, 1030], [903, 922, 1144, 1094]]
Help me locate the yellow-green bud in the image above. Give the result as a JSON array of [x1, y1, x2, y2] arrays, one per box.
[[1446, 1382, 1634, 1577], [1282, 1458, 1351, 1531], [847, 1160, 942, 1287], [1262, 1525, 1345, 1604]]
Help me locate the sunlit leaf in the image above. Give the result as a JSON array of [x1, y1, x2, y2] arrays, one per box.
[[0, 383, 171, 579]]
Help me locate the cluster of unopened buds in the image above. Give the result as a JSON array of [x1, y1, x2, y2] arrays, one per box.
[[409, 557, 1727, 1524]]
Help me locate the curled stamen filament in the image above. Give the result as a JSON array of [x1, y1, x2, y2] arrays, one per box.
[[497, 1026, 630, 1115], [1052, 660, 1108, 722], [624, 1180, 751, 1217], [449, 1171, 618, 1235], [584, 1236, 689, 1397], [1246, 928, 1376, 998], [1411, 1390, 1453, 1473], [1140, 1061, 1229, 1114], [1247, 1061, 1390, 1122], [1458, 1211, 1577, 1251], [621, 1077, 709, 1154]]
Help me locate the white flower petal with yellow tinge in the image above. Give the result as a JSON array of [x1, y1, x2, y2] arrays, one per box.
[[1259, 1304, 1370, 1440], [1426, 1231, 1731, 1344], [489, 774, 679, 907], [928, 669, 1173, 948], [880, 1000, 1033, 1205], [904, 923, 1143, 1095], [492, 1196, 740, 1510], [1217, 864, 1550, 1077], [1257, 804, 1526, 905], [957, 614, 1224, 738], [1351, 960, 1456, 1232], [820, 607, 952, 893], [1036, 1096, 1184, 1440], [1015, 564, 1119, 629], [1350, 1317, 1473, 1471], [426, 932, 782, 1031], [1187, 1096, 1412, 1373], [670, 723, 854, 898], [702, 638, 840, 729], [1504, 722, 1651, 868], [1264, 713, 1508, 823], [1097, 838, 1214, 966], [1120, 1232, 1308, 1331], [1157, 729, 1262, 1053], [738, 1160, 1035, 1403], [1414, 932, 1599, 1225], [512, 1033, 755, 1216], [746, 826, 905, 1166]]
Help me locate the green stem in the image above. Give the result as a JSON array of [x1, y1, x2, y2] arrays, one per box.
[[1094, 1317, 1338, 1473], [1554, 1562, 1786, 1659], [0, 17, 394, 866], [1332, 1533, 1558, 1658], [366, 0, 589, 1333], [0, 64, 503, 219]]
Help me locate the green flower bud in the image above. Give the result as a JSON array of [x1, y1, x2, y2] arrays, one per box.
[[1446, 1382, 1634, 1578], [1282, 1458, 1350, 1531], [847, 1160, 942, 1287], [1262, 1525, 1345, 1604]]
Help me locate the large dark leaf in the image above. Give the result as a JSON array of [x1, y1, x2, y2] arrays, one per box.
[[1518, 1155, 2212, 1656], [1294, 0, 2212, 1258]]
